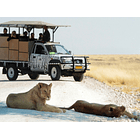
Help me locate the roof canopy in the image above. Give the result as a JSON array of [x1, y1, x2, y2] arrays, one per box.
[[0, 21, 70, 29]]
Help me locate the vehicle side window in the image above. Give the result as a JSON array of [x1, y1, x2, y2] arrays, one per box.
[[35, 45, 46, 54]]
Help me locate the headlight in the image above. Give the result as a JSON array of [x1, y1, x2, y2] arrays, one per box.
[[61, 58, 72, 63]]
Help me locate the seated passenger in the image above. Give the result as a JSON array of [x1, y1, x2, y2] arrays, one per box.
[[29, 33, 37, 41], [23, 31, 29, 39], [19, 31, 29, 41], [7, 31, 19, 41], [38, 33, 43, 40], [3, 28, 8, 36]]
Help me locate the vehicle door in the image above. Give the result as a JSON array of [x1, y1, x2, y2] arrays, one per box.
[[30, 44, 48, 72], [30, 44, 37, 71]]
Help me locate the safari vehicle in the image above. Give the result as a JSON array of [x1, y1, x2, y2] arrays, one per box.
[[0, 21, 89, 81]]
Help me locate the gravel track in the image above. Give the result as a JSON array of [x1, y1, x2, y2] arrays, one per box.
[[0, 68, 140, 122]]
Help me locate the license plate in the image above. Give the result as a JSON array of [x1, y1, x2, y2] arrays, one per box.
[[75, 66, 82, 69]]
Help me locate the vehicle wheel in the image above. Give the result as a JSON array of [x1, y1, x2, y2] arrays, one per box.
[[28, 73, 39, 80], [7, 65, 18, 81], [50, 65, 61, 80], [73, 73, 84, 82]]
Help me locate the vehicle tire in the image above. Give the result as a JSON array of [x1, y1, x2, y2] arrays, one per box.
[[73, 73, 84, 82], [7, 65, 18, 81], [50, 65, 61, 80], [28, 73, 39, 80]]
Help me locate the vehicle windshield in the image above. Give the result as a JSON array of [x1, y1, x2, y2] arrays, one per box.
[[45, 45, 70, 55]]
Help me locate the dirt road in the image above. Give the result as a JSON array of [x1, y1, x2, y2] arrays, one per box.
[[0, 68, 139, 122]]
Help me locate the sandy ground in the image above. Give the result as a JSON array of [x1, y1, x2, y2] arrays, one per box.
[[0, 67, 140, 122]]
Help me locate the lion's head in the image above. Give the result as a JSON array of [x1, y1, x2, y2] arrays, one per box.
[[103, 104, 125, 117], [37, 83, 52, 100]]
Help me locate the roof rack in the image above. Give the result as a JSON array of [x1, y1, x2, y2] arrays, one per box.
[[0, 21, 70, 42], [0, 21, 70, 29]]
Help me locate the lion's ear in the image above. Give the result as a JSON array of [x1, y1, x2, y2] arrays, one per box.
[[120, 106, 125, 112], [38, 83, 43, 88], [49, 83, 52, 88]]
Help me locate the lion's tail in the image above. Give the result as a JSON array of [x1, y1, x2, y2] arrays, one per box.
[[60, 101, 79, 110], [60, 104, 75, 110]]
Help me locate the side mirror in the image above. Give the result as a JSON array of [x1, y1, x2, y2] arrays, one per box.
[[69, 51, 71, 54]]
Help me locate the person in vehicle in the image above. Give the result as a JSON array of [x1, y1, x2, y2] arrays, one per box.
[[23, 31, 29, 40], [43, 26, 50, 42], [22, 31, 29, 41], [7, 31, 19, 41], [39, 33, 43, 40], [3, 28, 8, 35], [30, 33, 37, 41], [19, 31, 29, 41]]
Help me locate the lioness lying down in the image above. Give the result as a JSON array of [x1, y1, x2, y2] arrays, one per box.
[[6, 83, 65, 113], [61, 100, 139, 120]]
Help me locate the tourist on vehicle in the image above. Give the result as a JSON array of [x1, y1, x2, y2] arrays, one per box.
[[7, 31, 19, 41], [23, 31, 28, 37], [39, 33, 43, 40], [43, 26, 50, 42], [3, 28, 7, 35], [23, 31, 29, 40], [30, 33, 37, 41]]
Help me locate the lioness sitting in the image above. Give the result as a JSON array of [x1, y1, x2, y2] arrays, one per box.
[[61, 100, 139, 120], [6, 83, 66, 113]]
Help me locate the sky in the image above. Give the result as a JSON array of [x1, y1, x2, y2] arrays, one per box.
[[0, 17, 140, 55]]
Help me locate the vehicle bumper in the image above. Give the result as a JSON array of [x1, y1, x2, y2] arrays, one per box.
[[60, 56, 90, 72], [61, 64, 86, 72]]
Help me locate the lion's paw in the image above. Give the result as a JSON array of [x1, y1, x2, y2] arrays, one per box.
[[62, 109, 66, 113]]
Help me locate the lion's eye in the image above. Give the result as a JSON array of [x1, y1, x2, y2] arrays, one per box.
[[44, 90, 46, 92]]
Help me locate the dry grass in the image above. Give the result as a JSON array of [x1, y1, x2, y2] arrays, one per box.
[[84, 54, 140, 95]]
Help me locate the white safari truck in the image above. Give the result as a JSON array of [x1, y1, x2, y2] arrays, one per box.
[[0, 21, 89, 81]]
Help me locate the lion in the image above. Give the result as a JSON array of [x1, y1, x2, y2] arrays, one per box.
[[6, 83, 66, 113], [61, 100, 139, 120]]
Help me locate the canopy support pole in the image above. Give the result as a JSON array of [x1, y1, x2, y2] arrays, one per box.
[[52, 27, 58, 42], [19, 27, 20, 35], [9, 27, 10, 34]]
